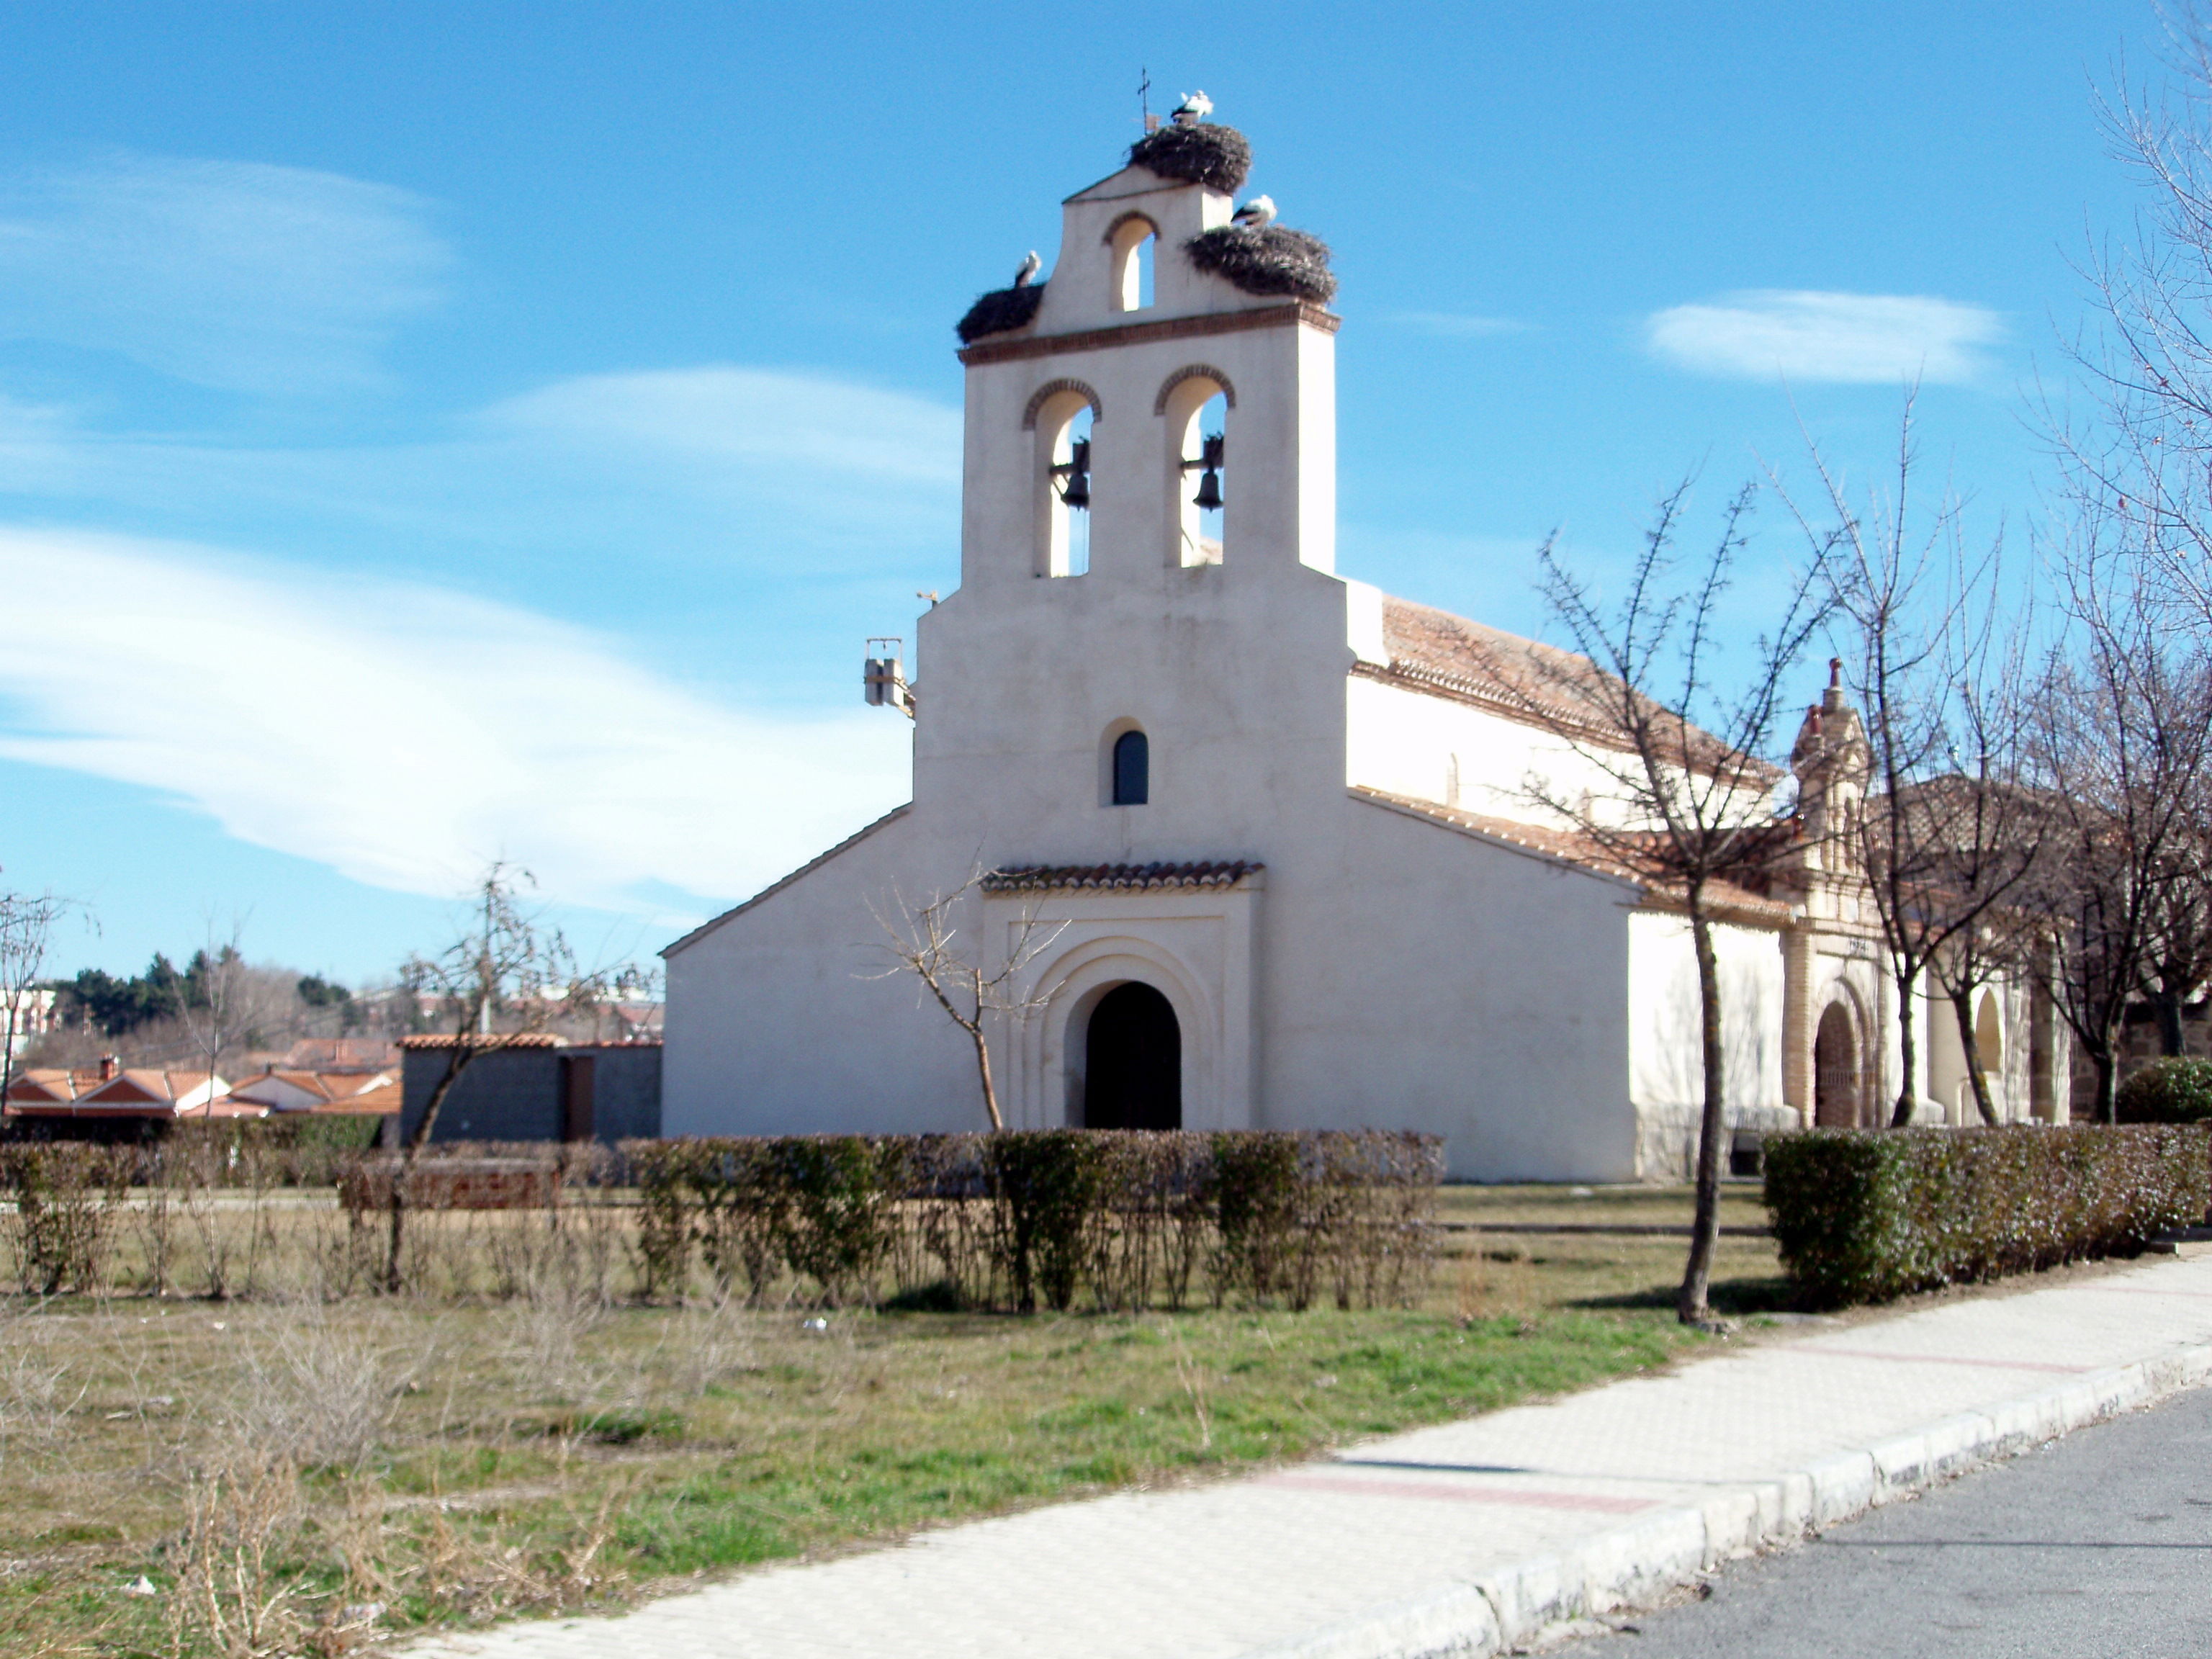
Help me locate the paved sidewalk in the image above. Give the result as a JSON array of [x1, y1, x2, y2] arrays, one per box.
[[408, 1255, 2212, 1659]]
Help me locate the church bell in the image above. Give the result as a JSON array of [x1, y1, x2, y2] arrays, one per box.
[[1056, 437, 1091, 510], [1190, 432, 1225, 511]]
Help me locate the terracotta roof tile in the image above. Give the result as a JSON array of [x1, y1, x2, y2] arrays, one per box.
[[981, 861, 1264, 894], [1353, 788, 1794, 927], [1369, 596, 1779, 784], [398, 1033, 565, 1051]]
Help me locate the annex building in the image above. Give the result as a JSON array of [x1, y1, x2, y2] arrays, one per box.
[[661, 112, 2064, 1179]]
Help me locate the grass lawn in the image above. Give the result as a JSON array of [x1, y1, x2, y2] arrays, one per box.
[[0, 1182, 1791, 1656]]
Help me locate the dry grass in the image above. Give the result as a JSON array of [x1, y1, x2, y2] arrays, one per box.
[[0, 1182, 1793, 1655]]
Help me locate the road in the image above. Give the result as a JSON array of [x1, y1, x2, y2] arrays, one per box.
[[1560, 1382, 2212, 1658]]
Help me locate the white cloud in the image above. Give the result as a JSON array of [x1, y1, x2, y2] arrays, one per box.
[[0, 153, 449, 395], [1645, 290, 2003, 385], [481, 367, 961, 487], [0, 365, 961, 570], [0, 527, 912, 917]]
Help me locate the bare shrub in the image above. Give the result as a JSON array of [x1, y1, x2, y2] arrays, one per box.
[[0, 1305, 84, 1460], [660, 1293, 757, 1398], [503, 1255, 611, 1403], [233, 1308, 410, 1474], [165, 1455, 307, 1659]]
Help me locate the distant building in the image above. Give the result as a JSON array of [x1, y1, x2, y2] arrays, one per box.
[[225, 1064, 400, 1118], [397, 1035, 660, 1146], [279, 1037, 402, 1074], [1, 986, 59, 1068], [3, 1058, 259, 1129]]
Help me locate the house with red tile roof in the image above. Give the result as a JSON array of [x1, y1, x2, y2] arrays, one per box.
[[5, 1058, 262, 1124], [223, 1065, 398, 1114]]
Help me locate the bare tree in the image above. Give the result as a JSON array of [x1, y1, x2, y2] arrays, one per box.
[[1913, 679, 2053, 1126], [1528, 480, 1827, 1325], [176, 925, 255, 1114], [2026, 528, 2212, 1120], [385, 865, 603, 1292], [869, 867, 1068, 1132], [2054, 4, 2212, 619], [0, 890, 68, 1100], [2139, 796, 2212, 1055], [1780, 409, 2045, 1125]]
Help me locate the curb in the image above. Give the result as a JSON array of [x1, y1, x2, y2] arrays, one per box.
[[1238, 1339, 2212, 1659]]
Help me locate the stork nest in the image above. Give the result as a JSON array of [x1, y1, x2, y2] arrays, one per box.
[[1183, 225, 1338, 303], [956, 282, 1046, 345], [1127, 122, 1252, 193]]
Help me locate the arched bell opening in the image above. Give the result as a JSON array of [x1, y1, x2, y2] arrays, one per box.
[[1079, 981, 1182, 1130], [1813, 1000, 1862, 1128], [1030, 391, 1094, 578], [1158, 369, 1231, 567]]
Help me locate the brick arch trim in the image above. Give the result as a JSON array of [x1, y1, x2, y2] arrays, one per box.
[[1153, 364, 1238, 415], [1022, 378, 1105, 431]]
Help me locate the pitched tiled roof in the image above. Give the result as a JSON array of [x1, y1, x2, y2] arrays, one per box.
[[225, 1068, 396, 1108], [1367, 597, 1779, 784], [281, 1037, 401, 1072], [981, 860, 1264, 893], [78, 1069, 225, 1106], [4, 1067, 102, 1103], [1352, 788, 1794, 927], [310, 1078, 400, 1115], [399, 1033, 565, 1051]]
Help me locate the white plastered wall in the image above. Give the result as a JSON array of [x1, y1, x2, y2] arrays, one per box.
[[1627, 909, 1788, 1177]]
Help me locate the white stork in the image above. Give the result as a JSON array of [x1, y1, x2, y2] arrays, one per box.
[[1232, 194, 1277, 230], [1013, 251, 1042, 288], [1172, 90, 1213, 127]]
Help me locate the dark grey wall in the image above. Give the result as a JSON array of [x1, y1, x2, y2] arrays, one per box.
[[400, 1045, 661, 1145]]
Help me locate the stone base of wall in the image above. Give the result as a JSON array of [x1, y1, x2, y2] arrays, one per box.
[[1635, 1103, 1801, 1183]]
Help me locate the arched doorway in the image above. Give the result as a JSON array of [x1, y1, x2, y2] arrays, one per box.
[[1814, 1002, 1860, 1127], [1083, 982, 1181, 1130]]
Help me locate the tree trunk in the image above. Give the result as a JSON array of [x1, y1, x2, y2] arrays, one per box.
[[1949, 986, 2000, 1125], [971, 1023, 1005, 1133], [1678, 895, 1728, 1327], [2155, 987, 2188, 1058], [1889, 978, 1919, 1128], [2091, 1041, 2118, 1125], [385, 1046, 470, 1293]]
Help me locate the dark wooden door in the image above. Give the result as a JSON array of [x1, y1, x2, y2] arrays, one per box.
[[1083, 983, 1181, 1130]]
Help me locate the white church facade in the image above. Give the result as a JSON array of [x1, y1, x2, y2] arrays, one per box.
[[662, 116, 2064, 1179]]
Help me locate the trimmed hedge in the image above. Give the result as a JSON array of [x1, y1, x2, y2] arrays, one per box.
[[2118, 1058, 2212, 1125], [624, 1130, 1440, 1313], [1763, 1125, 2212, 1307]]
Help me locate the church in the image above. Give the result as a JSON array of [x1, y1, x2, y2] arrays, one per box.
[[661, 110, 2064, 1179]]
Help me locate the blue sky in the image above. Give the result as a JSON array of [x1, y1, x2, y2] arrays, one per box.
[[0, 1, 2156, 983]]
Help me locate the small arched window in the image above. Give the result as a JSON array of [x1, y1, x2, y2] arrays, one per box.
[[1107, 214, 1157, 313], [1112, 730, 1149, 805]]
